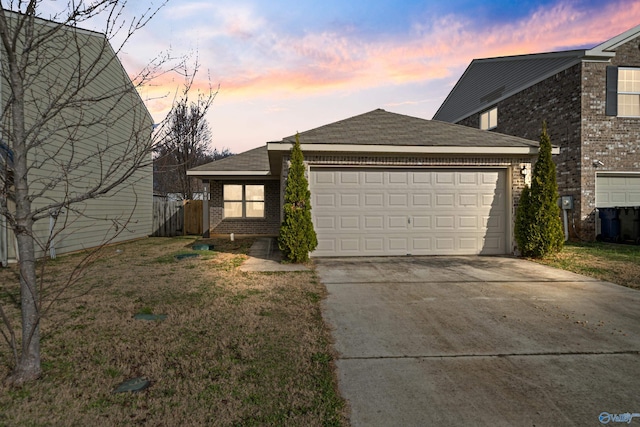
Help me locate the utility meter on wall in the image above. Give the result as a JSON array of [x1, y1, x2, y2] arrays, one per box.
[[561, 195, 574, 210]]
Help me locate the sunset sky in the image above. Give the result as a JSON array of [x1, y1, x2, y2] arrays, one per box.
[[105, 0, 639, 153]]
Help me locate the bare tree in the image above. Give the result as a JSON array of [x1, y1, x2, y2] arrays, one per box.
[[0, 1, 205, 386], [153, 95, 233, 200]]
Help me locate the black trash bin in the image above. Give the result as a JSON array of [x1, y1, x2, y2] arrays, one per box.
[[598, 208, 620, 242], [617, 206, 640, 244]]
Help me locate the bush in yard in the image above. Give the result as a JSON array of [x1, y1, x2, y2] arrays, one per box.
[[278, 134, 318, 262], [515, 122, 564, 258]]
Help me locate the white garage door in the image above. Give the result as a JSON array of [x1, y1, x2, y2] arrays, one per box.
[[310, 168, 507, 257], [596, 174, 640, 207]]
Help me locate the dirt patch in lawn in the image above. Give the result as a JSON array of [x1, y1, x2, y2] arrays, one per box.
[[0, 236, 347, 426]]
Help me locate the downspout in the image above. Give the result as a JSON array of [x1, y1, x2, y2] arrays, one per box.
[[0, 209, 6, 267], [48, 208, 62, 259]]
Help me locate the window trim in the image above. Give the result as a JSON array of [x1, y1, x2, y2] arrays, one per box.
[[480, 107, 498, 130], [617, 67, 640, 118], [223, 184, 265, 219]]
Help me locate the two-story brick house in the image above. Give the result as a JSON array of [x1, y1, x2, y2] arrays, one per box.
[[434, 25, 640, 240]]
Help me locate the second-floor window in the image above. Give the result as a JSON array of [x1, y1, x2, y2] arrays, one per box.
[[223, 184, 265, 218], [618, 68, 640, 117], [480, 107, 498, 130]]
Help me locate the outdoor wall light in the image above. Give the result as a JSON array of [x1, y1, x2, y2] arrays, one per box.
[[593, 160, 605, 167], [520, 165, 529, 176]]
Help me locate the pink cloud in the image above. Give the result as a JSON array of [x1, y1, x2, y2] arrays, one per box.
[[132, 0, 640, 120]]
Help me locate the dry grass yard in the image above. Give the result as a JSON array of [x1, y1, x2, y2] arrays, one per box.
[[536, 241, 640, 290], [0, 237, 347, 426]]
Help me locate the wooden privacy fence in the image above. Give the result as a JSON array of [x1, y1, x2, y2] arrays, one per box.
[[152, 197, 203, 237], [152, 196, 183, 237], [184, 200, 203, 235]]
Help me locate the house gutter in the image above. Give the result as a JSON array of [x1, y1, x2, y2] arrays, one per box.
[[267, 142, 557, 155]]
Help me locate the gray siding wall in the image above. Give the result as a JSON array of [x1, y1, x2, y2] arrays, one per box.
[[2, 17, 153, 261]]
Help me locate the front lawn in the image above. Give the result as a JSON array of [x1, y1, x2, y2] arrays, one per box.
[[0, 237, 347, 426], [535, 241, 640, 289]]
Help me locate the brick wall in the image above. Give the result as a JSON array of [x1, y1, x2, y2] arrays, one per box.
[[456, 44, 640, 240], [458, 64, 582, 212], [580, 39, 640, 236], [207, 179, 280, 235]]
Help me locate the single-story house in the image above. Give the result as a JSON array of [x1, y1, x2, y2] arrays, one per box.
[[188, 109, 556, 257]]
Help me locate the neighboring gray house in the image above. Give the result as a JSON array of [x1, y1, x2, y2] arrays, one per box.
[[0, 13, 153, 265], [434, 24, 640, 240], [188, 109, 556, 257]]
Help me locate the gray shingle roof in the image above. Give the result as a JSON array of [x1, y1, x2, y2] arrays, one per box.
[[433, 50, 584, 123], [188, 145, 268, 172], [281, 109, 539, 148]]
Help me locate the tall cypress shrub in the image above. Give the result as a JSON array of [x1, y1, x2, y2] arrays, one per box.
[[515, 122, 564, 257], [278, 134, 318, 262]]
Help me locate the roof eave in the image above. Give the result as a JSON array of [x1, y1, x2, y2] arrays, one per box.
[[267, 142, 552, 156], [186, 170, 271, 177], [443, 57, 585, 123]]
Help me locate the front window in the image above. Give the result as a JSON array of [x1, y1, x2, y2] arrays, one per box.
[[224, 184, 264, 218], [618, 68, 640, 117], [480, 107, 498, 130]]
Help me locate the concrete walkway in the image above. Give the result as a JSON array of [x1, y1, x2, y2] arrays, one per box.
[[239, 237, 309, 272], [316, 256, 640, 426]]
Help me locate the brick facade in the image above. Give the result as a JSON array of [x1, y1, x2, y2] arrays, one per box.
[[457, 38, 640, 240], [207, 179, 280, 236]]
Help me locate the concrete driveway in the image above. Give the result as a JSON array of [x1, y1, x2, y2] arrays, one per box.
[[316, 256, 640, 426]]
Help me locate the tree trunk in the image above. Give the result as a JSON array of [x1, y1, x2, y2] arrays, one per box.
[[5, 41, 42, 385], [9, 232, 41, 385]]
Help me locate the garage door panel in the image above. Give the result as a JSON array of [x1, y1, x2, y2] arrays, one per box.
[[436, 194, 455, 207], [482, 194, 497, 207], [485, 215, 505, 231], [482, 236, 503, 251], [459, 193, 479, 207], [340, 216, 359, 230], [389, 238, 408, 251], [412, 216, 431, 229], [340, 194, 360, 207], [435, 216, 455, 229], [435, 237, 454, 250], [412, 172, 431, 184], [458, 216, 479, 229], [364, 238, 384, 251], [436, 173, 454, 184], [315, 216, 336, 230], [364, 216, 384, 229], [596, 174, 640, 207], [314, 170, 335, 184], [365, 172, 383, 184], [413, 194, 431, 207], [340, 172, 359, 184], [388, 216, 409, 229], [413, 238, 431, 250], [389, 172, 408, 184], [459, 238, 478, 250], [311, 168, 506, 256], [458, 172, 478, 185], [365, 193, 384, 207], [340, 238, 360, 252], [389, 193, 408, 207]]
